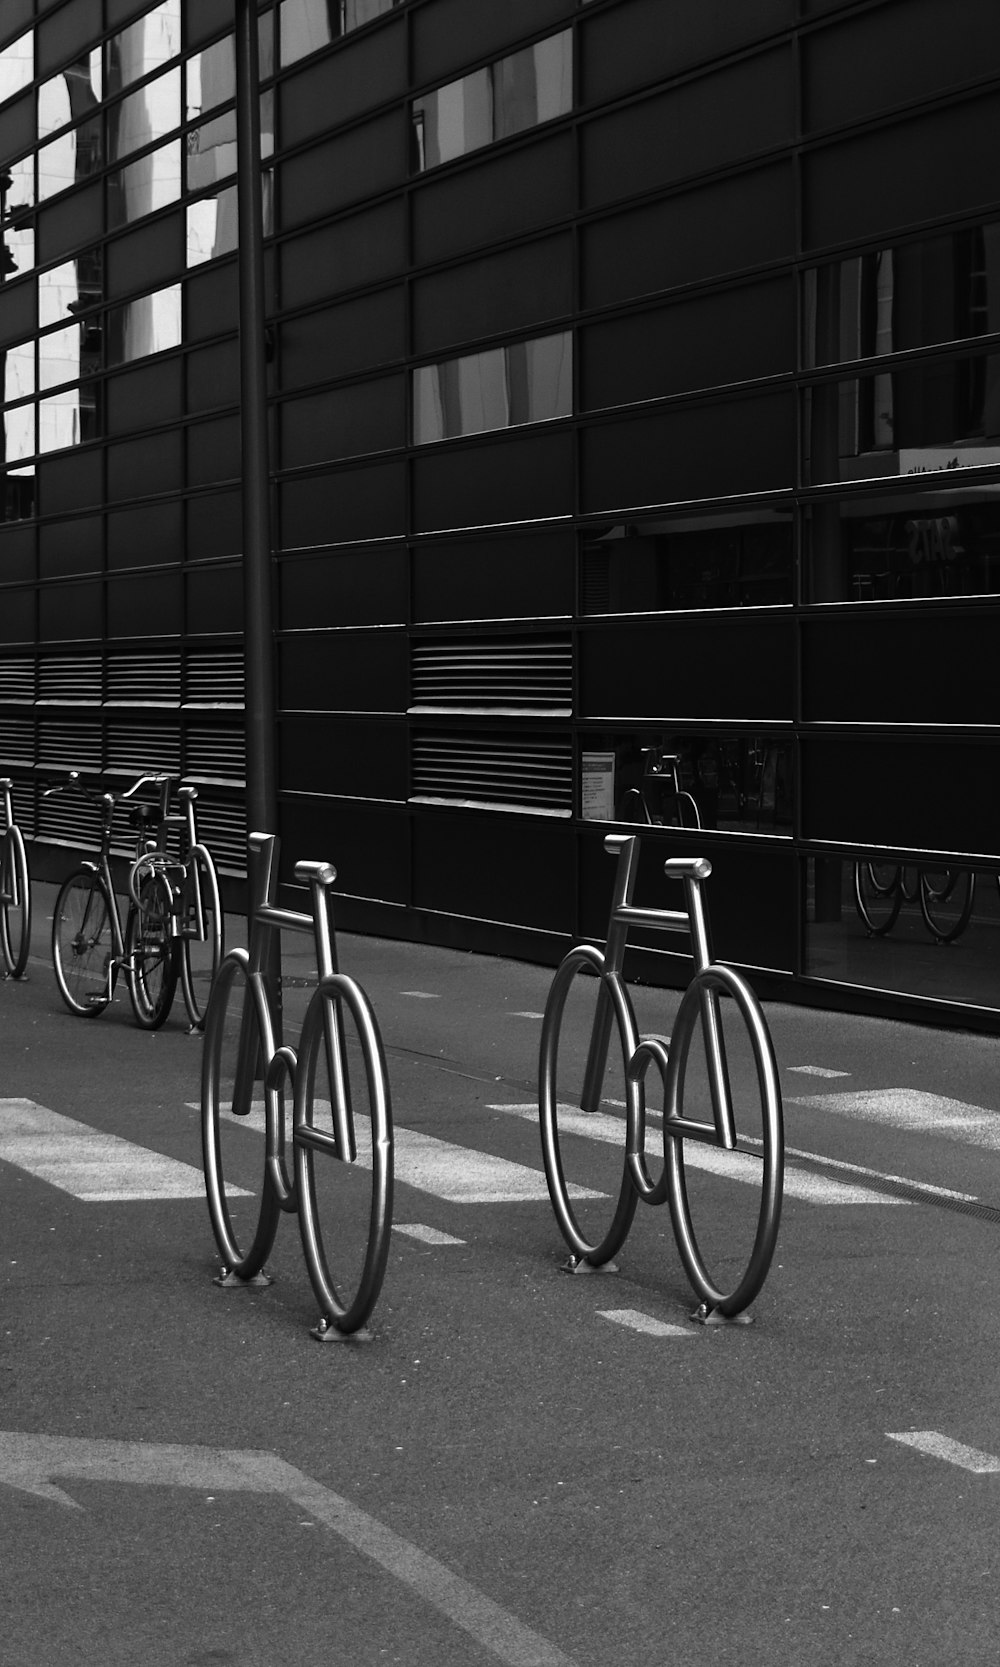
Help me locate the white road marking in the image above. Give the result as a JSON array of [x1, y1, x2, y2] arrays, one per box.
[[400, 990, 440, 999], [394, 1223, 465, 1246], [0, 1432, 580, 1667], [0, 1100, 211, 1202], [489, 1104, 904, 1205], [788, 1088, 1000, 1150], [886, 1431, 1000, 1473], [510, 1011, 544, 1019], [598, 1309, 691, 1338], [787, 1065, 851, 1078]]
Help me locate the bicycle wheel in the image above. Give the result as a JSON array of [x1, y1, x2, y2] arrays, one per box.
[[919, 868, 976, 944], [201, 950, 281, 1279], [295, 976, 394, 1335], [0, 824, 31, 978], [51, 869, 115, 1017], [853, 861, 902, 936], [125, 873, 178, 1029], [178, 845, 223, 1029], [662, 965, 783, 1319], [538, 946, 640, 1265]]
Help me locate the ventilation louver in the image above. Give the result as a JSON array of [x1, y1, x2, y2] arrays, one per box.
[[410, 636, 571, 714], [412, 730, 572, 815]]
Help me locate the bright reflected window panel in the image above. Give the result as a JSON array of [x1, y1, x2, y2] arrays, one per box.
[[38, 260, 84, 327], [104, 284, 182, 366], [186, 171, 272, 266], [413, 332, 572, 443], [412, 30, 572, 170], [108, 66, 180, 163], [38, 52, 104, 141], [107, 139, 181, 227], [186, 95, 271, 191], [38, 115, 103, 200], [3, 402, 35, 463], [0, 32, 33, 102], [39, 323, 82, 391], [39, 386, 99, 452], [280, 0, 396, 65], [186, 36, 235, 121], [1, 154, 36, 278], [4, 341, 35, 403], [106, 1, 182, 98]]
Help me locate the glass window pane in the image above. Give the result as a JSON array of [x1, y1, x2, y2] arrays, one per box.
[[580, 731, 793, 835], [186, 107, 236, 189], [107, 139, 181, 227], [280, 0, 394, 63], [806, 489, 1000, 604], [108, 66, 180, 163], [105, 284, 182, 366], [39, 386, 99, 452], [412, 30, 572, 171], [39, 322, 81, 390], [38, 52, 103, 142], [414, 331, 572, 443], [4, 341, 35, 403], [38, 115, 103, 199], [106, 1, 182, 99], [186, 36, 235, 122], [187, 171, 272, 266], [582, 512, 794, 614], [0, 32, 33, 103], [1, 156, 36, 278], [3, 401, 35, 464]]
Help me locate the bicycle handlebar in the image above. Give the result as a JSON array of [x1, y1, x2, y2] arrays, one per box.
[[43, 770, 178, 804]]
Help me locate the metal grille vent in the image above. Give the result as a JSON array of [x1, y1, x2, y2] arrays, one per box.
[[38, 654, 102, 704], [411, 730, 572, 814], [186, 650, 245, 707], [38, 718, 102, 773], [410, 637, 572, 714], [0, 659, 35, 702], [580, 544, 612, 614], [185, 724, 246, 783], [107, 652, 181, 706], [0, 715, 35, 764], [38, 793, 99, 848], [195, 796, 248, 874], [106, 722, 181, 777]]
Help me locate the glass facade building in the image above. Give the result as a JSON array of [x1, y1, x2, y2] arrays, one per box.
[[2, 0, 1000, 1027]]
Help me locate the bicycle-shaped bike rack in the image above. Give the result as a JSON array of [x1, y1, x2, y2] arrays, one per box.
[[539, 833, 784, 1323], [854, 859, 977, 944], [201, 832, 394, 1340], [0, 776, 31, 980]]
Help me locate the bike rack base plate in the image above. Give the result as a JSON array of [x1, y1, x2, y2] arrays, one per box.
[[559, 1255, 620, 1276], [311, 1320, 375, 1345], [690, 1302, 753, 1327], [214, 1268, 273, 1289]]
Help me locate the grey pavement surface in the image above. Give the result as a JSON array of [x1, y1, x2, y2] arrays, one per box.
[[2, 880, 1000, 1665]]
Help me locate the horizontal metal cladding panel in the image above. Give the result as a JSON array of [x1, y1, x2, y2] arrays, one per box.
[[106, 722, 181, 777], [185, 724, 246, 783], [186, 565, 244, 636], [803, 93, 1000, 252], [106, 499, 184, 570], [107, 574, 183, 640], [187, 341, 241, 415], [0, 592, 34, 645], [104, 214, 185, 306], [581, 47, 795, 211], [411, 637, 572, 709], [412, 235, 574, 358], [801, 736, 1000, 856], [411, 429, 574, 533], [39, 583, 103, 642], [38, 654, 102, 704], [36, 182, 102, 268], [412, 730, 573, 813], [187, 491, 242, 562], [278, 289, 408, 392], [580, 278, 796, 411], [279, 799, 408, 904], [279, 376, 407, 470], [277, 200, 407, 310], [107, 433, 184, 504], [279, 461, 407, 548], [281, 716, 407, 800], [280, 546, 407, 629], [186, 649, 244, 707], [579, 392, 797, 514], [186, 262, 239, 341], [106, 652, 182, 707], [187, 417, 241, 490], [0, 714, 35, 765], [41, 517, 103, 578], [0, 658, 36, 702], [802, 0, 1000, 134], [411, 529, 575, 622], [38, 451, 103, 516], [581, 0, 795, 105], [411, 133, 575, 267], [801, 611, 1000, 726], [193, 794, 249, 876], [0, 525, 34, 582], [411, 0, 576, 84], [581, 162, 795, 311], [278, 109, 410, 228], [278, 16, 408, 145], [578, 825, 796, 971], [0, 275, 35, 351], [279, 633, 407, 714], [37, 718, 102, 774], [412, 810, 575, 930], [580, 616, 794, 721]]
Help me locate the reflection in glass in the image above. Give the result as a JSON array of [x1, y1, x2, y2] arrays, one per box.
[[107, 66, 180, 163], [3, 341, 35, 403], [805, 856, 1000, 1010], [186, 37, 236, 121], [804, 222, 1000, 368], [38, 53, 104, 141], [412, 31, 572, 170], [806, 490, 1000, 603], [2, 399, 35, 463], [0, 155, 34, 278], [39, 385, 99, 452], [582, 513, 793, 614], [107, 140, 181, 227], [414, 332, 572, 443], [1, 462, 35, 521], [38, 115, 104, 199], [580, 730, 793, 835], [0, 32, 33, 102], [186, 95, 271, 192], [106, 1, 182, 98], [280, 0, 396, 64], [187, 172, 273, 266], [39, 323, 81, 391], [105, 285, 182, 366]]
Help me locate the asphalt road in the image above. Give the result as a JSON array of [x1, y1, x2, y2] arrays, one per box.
[[3, 883, 1000, 1666]]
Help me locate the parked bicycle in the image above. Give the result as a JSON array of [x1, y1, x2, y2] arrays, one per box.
[[853, 860, 976, 944], [616, 747, 702, 829], [539, 833, 784, 1322], [201, 831, 394, 1339], [127, 781, 223, 1029], [47, 772, 181, 1027], [0, 776, 31, 979]]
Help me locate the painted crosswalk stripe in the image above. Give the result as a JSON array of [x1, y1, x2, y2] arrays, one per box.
[[400, 990, 440, 999], [393, 1223, 465, 1246], [488, 1103, 905, 1205], [887, 1431, 1000, 1473], [0, 1099, 210, 1202], [599, 1309, 691, 1338], [788, 1088, 1000, 1149]]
